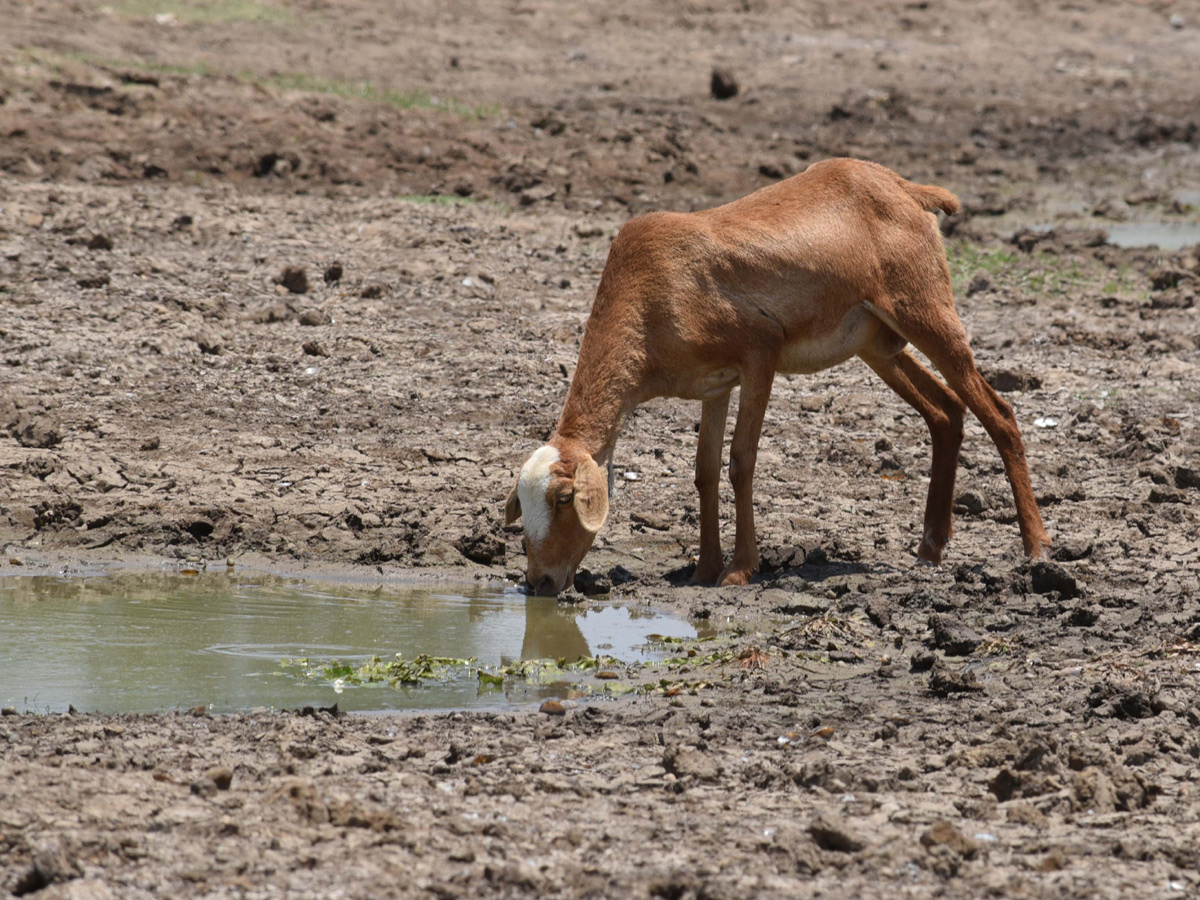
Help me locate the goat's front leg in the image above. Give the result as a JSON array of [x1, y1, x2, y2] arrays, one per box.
[[691, 392, 730, 585], [720, 366, 776, 586]]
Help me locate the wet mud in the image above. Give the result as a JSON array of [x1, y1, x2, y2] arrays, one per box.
[[2, 0, 1199, 896]]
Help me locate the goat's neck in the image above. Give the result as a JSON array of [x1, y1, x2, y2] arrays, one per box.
[[554, 318, 644, 466]]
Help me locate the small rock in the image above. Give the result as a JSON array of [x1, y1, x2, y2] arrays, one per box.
[[195, 331, 223, 355], [454, 531, 504, 565], [254, 303, 292, 324], [1148, 487, 1185, 504], [1010, 228, 1047, 252], [986, 369, 1042, 392], [927, 658, 984, 697], [87, 234, 113, 251], [360, 284, 384, 299], [909, 650, 937, 672], [710, 67, 739, 100], [954, 490, 988, 516], [519, 183, 557, 206], [539, 700, 566, 716], [298, 309, 330, 327], [323, 262, 343, 284], [630, 511, 671, 531], [171, 214, 194, 230], [1086, 681, 1165, 721], [955, 143, 980, 165], [12, 838, 81, 894], [928, 614, 982, 656], [278, 266, 309, 294], [1030, 560, 1081, 599], [573, 568, 612, 595], [1176, 466, 1200, 490], [608, 565, 634, 586], [1066, 605, 1101, 627], [190, 776, 219, 798], [302, 340, 327, 357], [140, 436, 161, 451], [865, 597, 894, 628], [966, 273, 991, 295], [1006, 802, 1048, 828], [807, 813, 865, 853], [920, 821, 980, 859], [662, 745, 721, 782], [76, 273, 110, 289], [14, 413, 62, 449], [485, 862, 543, 892], [1051, 538, 1093, 562], [206, 766, 234, 790]]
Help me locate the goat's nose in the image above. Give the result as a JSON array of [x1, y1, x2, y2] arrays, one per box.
[[533, 574, 558, 597]]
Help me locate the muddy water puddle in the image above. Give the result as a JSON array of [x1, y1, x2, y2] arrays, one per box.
[[0, 572, 697, 714], [1105, 221, 1200, 250]]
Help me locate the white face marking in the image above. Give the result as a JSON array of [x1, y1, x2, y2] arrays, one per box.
[[517, 445, 560, 543]]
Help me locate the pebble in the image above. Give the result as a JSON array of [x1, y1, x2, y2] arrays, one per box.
[[539, 700, 566, 716]]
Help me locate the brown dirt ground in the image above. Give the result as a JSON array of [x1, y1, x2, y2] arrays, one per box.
[[2, 0, 1200, 897]]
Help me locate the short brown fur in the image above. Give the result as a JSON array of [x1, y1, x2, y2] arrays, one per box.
[[507, 158, 1050, 594]]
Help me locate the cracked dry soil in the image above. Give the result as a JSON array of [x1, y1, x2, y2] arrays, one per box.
[[2, 0, 1200, 897]]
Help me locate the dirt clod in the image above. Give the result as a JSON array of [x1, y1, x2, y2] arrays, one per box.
[[1030, 561, 1081, 599], [710, 68, 739, 100], [920, 821, 980, 859], [278, 267, 309, 294]]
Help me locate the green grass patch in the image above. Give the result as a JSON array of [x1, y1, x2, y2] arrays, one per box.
[[109, 0, 292, 24], [397, 193, 481, 207], [947, 239, 1151, 302], [946, 242, 1020, 296], [19, 47, 499, 120], [267, 72, 499, 118]]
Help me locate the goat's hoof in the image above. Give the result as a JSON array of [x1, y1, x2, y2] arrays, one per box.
[[1025, 536, 1052, 560], [917, 537, 947, 566], [717, 566, 754, 587]]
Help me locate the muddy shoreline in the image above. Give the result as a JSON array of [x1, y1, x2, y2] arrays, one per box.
[[3, 0, 1200, 896]]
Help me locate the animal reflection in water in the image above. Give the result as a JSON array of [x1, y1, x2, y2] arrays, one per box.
[[519, 598, 591, 662]]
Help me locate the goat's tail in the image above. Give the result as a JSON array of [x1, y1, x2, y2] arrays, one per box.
[[903, 180, 961, 216]]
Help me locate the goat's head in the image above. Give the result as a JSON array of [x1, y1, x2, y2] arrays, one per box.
[[505, 442, 609, 596]]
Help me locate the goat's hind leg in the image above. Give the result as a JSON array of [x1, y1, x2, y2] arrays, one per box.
[[880, 302, 1051, 559], [691, 393, 730, 584], [860, 346, 965, 564]]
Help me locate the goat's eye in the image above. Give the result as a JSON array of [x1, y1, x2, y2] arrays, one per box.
[[556, 492, 574, 506]]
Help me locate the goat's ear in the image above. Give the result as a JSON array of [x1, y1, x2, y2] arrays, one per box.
[[573, 455, 609, 534], [504, 483, 522, 526]]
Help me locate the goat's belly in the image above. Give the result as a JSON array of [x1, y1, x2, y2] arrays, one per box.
[[777, 305, 878, 375]]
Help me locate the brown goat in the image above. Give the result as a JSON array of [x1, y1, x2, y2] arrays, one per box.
[[506, 158, 1050, 596]]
